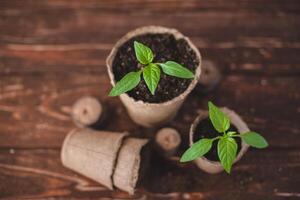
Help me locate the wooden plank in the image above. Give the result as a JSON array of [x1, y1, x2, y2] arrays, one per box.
[[0, 8, 299, 44], [1, 46, 299, 76], [1, 1, 298, 76], [0, 0, 299, 199], [0, 73, 299, 148], [1, 1, 299, 75], [0, 148, 299, 199], [1, 0, 299, 13]]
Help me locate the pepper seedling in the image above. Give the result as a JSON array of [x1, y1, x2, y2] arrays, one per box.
[[109, 41, 195, 96], [180, 101, 268, 173]]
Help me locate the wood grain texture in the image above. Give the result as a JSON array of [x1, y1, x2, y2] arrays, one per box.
[[1, 46, 300, 76], [0, 149, 299, 200], [0, 0, 299, 199], [0, 73, 298, 148]]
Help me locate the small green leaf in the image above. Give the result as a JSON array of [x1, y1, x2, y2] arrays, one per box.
[[227, 131, 237, 136], [218, 136, 237, 173], [134, 41, 154, 65], [143, 63, 161, 95], [241, 131, 268, 148], [208, 101, 230, 133], [180, 138, 213, 162], [159, 61, 194, 79], [109, 71, 141, 96]]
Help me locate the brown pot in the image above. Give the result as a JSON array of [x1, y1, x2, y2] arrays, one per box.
[[61, 128, 127, 189], [113, 138, 149, 194], [190, 108, 250, 174], [107, 26, 202, 127]]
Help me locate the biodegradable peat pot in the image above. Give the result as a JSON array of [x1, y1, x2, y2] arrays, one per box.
[[190, 108, 250, 174], [61, 128, 127, 189], [113, 138, 149, 194], [107, 26, 201, 127]]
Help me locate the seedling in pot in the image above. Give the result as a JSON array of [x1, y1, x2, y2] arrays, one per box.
[[180, 101, 268, 173], [109, 41, 195, 96]]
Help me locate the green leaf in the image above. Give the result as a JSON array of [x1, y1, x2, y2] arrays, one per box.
[[218, 136, 237, 173], [134, 41, 154, 65], [208, 101, 230, 133], [159, 61, 194, 79], [109, 71, 141, 96], [143, 63, 161, 95], [241, 131, 268, 148], [180, 139, 213, 162], [227, 131, 237, 136]]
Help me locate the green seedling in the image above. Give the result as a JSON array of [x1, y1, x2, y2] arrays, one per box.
[[109, 41, 195, 96], [180, 101, 268, 173]]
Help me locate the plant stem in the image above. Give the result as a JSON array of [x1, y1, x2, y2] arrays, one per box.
[[231, 135, 241, 138], [212, 136, 222, 141]]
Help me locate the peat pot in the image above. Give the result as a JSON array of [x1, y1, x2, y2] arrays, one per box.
[[61, 128, 149, 194], [107, 26, 201, 127], [61, 129, 127, 189], [190, 108, 250, 174]]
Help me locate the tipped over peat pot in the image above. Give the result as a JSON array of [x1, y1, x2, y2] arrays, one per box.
[[113, 138, 149, 194], [190, 108, 250, 174], [61, 128, 149, 194], [61, 129, 126, 189], [107, 26, 201, 127]]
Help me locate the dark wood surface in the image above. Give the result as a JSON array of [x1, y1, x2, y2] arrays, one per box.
[[0, 1, 299, 199]]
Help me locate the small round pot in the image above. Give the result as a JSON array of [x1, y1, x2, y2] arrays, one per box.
[[107, 26, 201, 127], [190, 108, 250, 174]]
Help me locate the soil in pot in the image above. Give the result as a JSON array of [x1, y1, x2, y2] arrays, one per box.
[[193, 118, 242, 161], [112, 33, 199, 103]]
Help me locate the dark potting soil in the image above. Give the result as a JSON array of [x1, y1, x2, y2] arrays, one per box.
[[193, 118, 242, 162], [112, 33, 199, 103]]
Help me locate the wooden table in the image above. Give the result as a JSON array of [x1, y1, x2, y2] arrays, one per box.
[[0, 1, 299, 199]]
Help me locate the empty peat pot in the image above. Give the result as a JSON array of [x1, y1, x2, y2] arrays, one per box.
[[107, 26, 201, 127], [190, 108, 250, 174], [61, 128, 149, 194], [113, 137, 149, 194]]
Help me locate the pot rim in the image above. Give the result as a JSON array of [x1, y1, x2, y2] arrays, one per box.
[[106, 25, 202, 107], [189, 108, 250, 166]]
